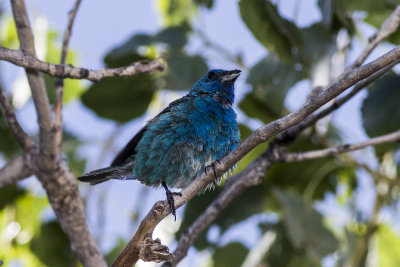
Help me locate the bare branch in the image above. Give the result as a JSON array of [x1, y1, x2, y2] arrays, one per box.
[[11, 0, 57, 161], [113, 44, 400, 266], [10, 1, 106, 265], [0, 153, 34, 187], [281, 129, 400, 162], [0, 47, 165, 82], [0, 83, 35, 150], [164, 9, 400, 265], [54, 0, 82, 153], [348, 5, 400, 71]]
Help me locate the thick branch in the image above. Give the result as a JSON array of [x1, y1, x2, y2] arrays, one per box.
[[281, 129, 400, 162], [11, 0, 57, 161], [10, 1, 106, 266], [113, 45, 400, 266], [0, 153, 34, 187], [0, 83, 35, 150], [54, 0, 82, 152], [0, 47, 165, 82]]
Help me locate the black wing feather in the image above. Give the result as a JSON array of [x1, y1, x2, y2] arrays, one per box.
[[110, 96, 190, 167]]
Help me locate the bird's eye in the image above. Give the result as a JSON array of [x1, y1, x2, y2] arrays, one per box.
[[207, 71, 216, 79]]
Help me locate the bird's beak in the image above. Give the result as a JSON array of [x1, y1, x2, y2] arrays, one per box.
[[221, 69, 241, 83]]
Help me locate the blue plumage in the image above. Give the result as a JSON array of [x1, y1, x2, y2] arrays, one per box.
[[78, 69, 241, 218]]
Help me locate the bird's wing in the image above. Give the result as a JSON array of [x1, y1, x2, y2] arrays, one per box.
[[110, 96, 189, 167]]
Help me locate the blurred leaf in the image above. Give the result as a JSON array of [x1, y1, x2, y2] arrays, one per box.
[[0, 185, 25, 210], [377, 224, 400, 267], [0, 17, 19, 49], [158, 0, 199, 26], [104, 238, 126, 265], [0, 114, 21, 158], [362, 73, 400, 137], [239, 0, 302, 61], [266, 131, 354, 201], [177, 184, 268, 250], [241, 53, 304, 118], [343, 0, 400, 43], [164, 49, 208, 90], [194, 0, 214, 9], [299, 23, 336, 75], [259, 222, 319, 267], [274, 189, 339, 262], [83, 50, 158, 123], [318, 0, 354, 33], [212, 242, 248, 267], [30, 221, 78, 267], [155, 25, 190, 48], [62, 131, 87, 177], [81, 75, 155, 123]]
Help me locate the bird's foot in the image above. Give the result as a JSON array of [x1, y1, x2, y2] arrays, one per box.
[[205, 160, 221, 185], [162, 181, 182, 221]]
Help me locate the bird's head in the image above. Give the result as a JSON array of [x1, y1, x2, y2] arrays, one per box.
[[191, 69, 241, 106]]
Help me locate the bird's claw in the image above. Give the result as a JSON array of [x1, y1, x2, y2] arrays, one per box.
[[204, 160, 221, 185], [162, 181, 181, 221]]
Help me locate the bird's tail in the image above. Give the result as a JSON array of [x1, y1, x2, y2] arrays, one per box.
[[78, 163, 135, 185], [77, 167, 119, 185]]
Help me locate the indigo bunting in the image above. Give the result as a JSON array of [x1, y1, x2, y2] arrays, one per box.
[[78, 69, 241, 219]]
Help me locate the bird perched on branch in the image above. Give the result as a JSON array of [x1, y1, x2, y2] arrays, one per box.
[[78, 69, 241, 220]]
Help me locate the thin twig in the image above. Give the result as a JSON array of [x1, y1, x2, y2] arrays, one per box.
[[113, 45, 400, 266], [280, 129, 400, 162], [0, 83, 35, 150], [346, 5, 400, 71], [54, 0, 82, 152], [0, 47, 165, 82]]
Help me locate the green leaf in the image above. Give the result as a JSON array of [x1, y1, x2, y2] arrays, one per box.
[[239, 0, 302, 61], [83, 50, 158, 123], [154, 25, 190, 48], [62, 131, 87, 177], [30, 221, 78, 267], [362, 73, 400, 138], [377, 224, 400, 267], [164, 49, 208, 90], [274, 189, 338, 262], [0, 114, 21, 159], [299, 23, 336, 74], [259, 222, 320, 267], [104, 238, 126, 265], [0, 185, 26, 210], [212, 242, 248, 267], [241, 53, 304, 118], [177, 185, 268, 250], [318, 0, 354, 33], [81, 75, 156, 123], [158, 0, 199, 26]]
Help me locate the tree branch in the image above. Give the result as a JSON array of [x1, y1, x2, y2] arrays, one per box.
[[0, 153, 34, 187], [348, 5, 400, 71], [0, 83, 35, 151], [164, 9, 400, 265], [54, 0, 82, 152], [10, 1, 106, 265], [281, 129, 400, 162], [11, 0, 57, 162], [112, 44, 400, 266], [0, 47, 165, 82]]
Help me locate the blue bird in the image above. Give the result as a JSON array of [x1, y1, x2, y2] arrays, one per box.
[[78, 69, 241, 219]]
